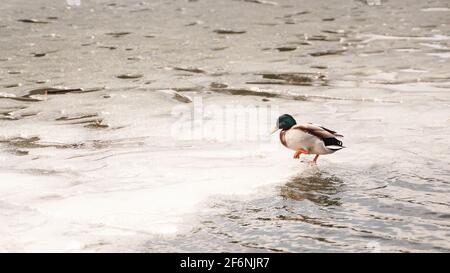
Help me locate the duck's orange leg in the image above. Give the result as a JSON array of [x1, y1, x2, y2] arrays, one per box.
[[293, 149, 309, 159], [312, 154, 320, 163], [293, 151, 302, 159]]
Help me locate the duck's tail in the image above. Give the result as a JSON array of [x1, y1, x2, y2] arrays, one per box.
[[327, 145, 345, 151], [323, 137, 345, 151]]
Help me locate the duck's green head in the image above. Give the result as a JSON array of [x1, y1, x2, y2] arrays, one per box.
[[272, 114, 297, 133]]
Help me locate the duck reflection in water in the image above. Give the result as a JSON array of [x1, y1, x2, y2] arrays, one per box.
[[280, 168, 344, 207]]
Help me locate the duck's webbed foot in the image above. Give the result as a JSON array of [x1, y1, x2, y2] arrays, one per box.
[[293, 149, 309, 159]]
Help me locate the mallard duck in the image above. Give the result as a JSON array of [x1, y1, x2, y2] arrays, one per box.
[[271, 114, 344, 163]]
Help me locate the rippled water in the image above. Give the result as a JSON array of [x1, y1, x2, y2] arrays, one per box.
[[0, 0, 449, 252]]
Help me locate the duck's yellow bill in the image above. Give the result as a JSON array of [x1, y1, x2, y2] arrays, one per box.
[[270, 127, 279, 134]]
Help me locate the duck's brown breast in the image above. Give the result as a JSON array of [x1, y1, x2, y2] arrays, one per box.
[[279, 130, 288, 148]]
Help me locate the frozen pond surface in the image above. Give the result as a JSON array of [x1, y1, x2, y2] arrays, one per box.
[[0, 0, 449, 252]]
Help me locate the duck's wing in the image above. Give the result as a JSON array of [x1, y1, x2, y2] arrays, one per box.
[[292, 123, 343, 139], [313, 123, 344, 138]]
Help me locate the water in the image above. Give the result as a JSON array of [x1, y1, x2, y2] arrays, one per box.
[[0, 0, 449, 252]]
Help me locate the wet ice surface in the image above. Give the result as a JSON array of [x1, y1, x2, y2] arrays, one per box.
[[0, 0, 449, 252]]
